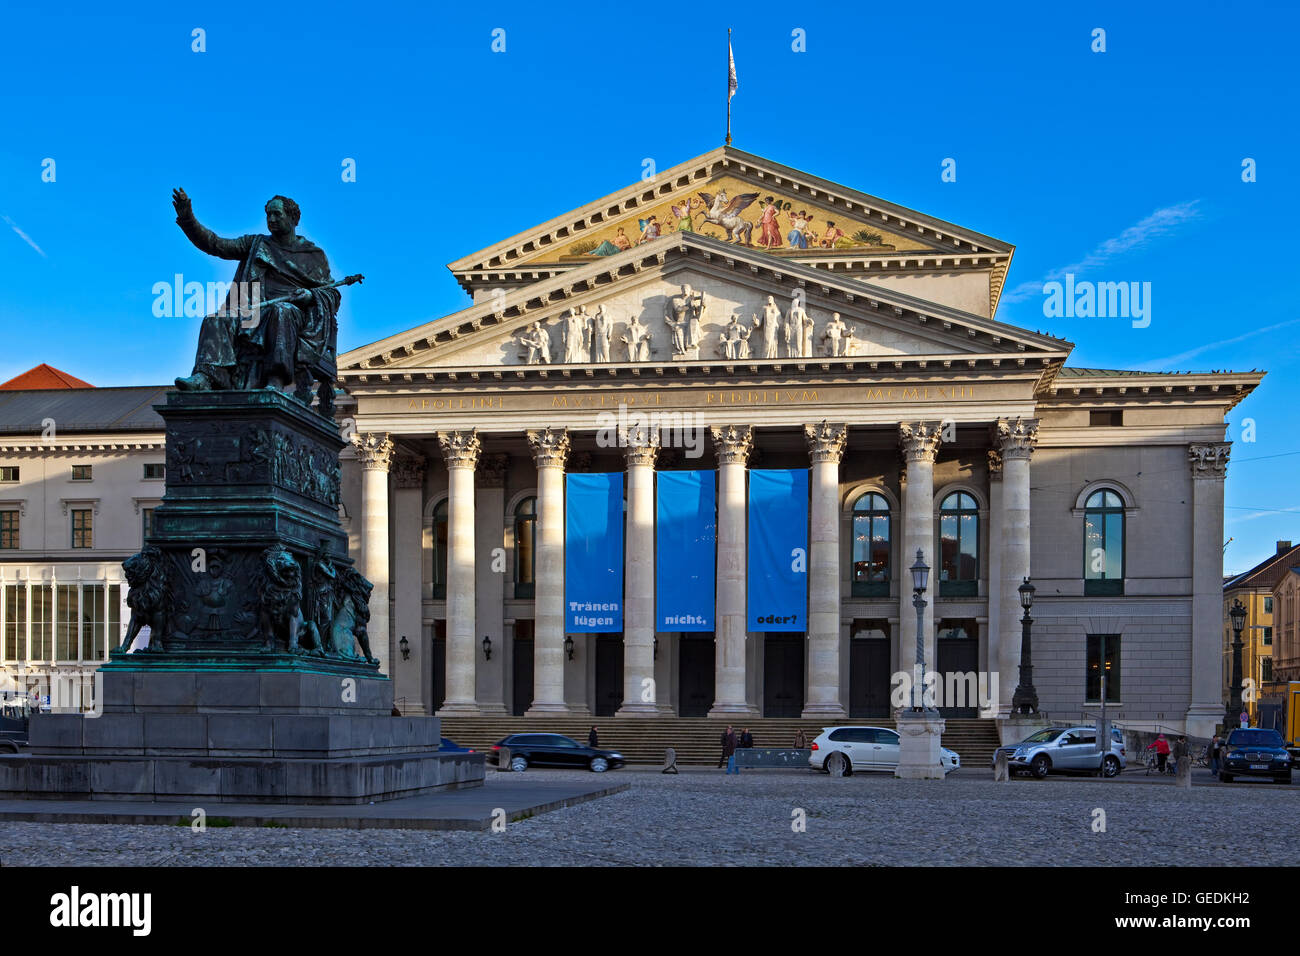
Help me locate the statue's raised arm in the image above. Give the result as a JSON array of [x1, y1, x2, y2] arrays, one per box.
[[172, 187, 253, 262]]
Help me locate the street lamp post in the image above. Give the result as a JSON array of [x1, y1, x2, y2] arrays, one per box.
[[910, 550, 932, 714], [1011, 578, 1037, 714], [1227, 599, 1247, 730]]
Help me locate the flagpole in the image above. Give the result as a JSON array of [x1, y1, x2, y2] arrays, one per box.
[[726, 28, 732, 146]]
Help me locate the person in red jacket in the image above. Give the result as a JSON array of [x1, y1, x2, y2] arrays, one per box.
[[1146, 733, 1171, 773]]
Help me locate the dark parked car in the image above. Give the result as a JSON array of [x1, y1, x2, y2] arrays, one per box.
[[0, 700, 30, 752], [438, 736, 473, 753], [1219, 728, 1292, 784], [490, 733, 624, 773]]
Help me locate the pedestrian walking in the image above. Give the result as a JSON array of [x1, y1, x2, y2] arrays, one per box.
[[1209, 733, 1222, 773], [588, 726, 599, 748], [740, 728, 754, 749], [718, 724, 736, 768], [793, 728, 808, 749]]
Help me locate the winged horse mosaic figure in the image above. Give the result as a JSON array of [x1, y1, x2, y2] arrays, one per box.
[[697, 188, 759, 245]]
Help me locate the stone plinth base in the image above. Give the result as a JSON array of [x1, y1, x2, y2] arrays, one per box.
[[894, 712, 947, 780], [3, 669, 485, 804], [998, 713, 1051, 746]]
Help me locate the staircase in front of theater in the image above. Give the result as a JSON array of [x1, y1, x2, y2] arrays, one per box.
[[437, 715, 1001, 768]]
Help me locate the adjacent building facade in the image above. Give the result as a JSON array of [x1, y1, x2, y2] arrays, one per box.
[[334, 147, 1262, 738], [1222, 540, 1299, 726]]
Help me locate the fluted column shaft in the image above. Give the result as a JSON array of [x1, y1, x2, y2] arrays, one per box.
[[899, 423, 943, 685], [527, 428, 570, 713], [355, 433, 394, 675], [619, 427, 659, 715], [438, 430, 480, 714], [709, 425, 756, 715], [995, 418, 1038, 714], [804, 422, 847, 718]]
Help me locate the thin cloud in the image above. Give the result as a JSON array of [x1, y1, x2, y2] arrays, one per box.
[[1132, 318, 1300, 371], [2, 214, 47, 258], [1228, 505, 1300, 524], [1002, 201, 1202, 304]]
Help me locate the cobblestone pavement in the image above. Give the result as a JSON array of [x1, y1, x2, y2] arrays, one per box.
[[3, 768, 1297, 866]]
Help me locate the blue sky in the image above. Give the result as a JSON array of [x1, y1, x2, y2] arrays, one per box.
[[0, 1, 1296, 573]]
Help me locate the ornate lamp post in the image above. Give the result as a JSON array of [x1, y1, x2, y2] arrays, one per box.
[[1227, 599, 1247, 729], [1011, 578, 1037, 714], [909, 550, 933, 714]]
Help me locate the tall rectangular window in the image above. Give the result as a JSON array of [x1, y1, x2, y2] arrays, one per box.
[[71, 509, 92, 548], [71, 465, 92, 481], [1262, 657, 1274, 683], [0, 511, 17, 549], [56, 584, 78, 661], [29, 585, 52, 660], [1086, 633, 1121, 702], [3, 585, 26, 660], [1265, 596, 1274, 614], [81, 584, 105, 660], [141, 507, 155, 544], [1263, 626, 1273, 646], [143, 463, 165, 480], [107, 584, 121, 653]]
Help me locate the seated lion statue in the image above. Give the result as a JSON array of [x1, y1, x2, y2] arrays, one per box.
[[257, 546, 306, 652], [119, 545, 171, 653]]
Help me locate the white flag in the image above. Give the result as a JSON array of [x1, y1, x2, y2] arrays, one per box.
[[728, 41, 738, 100]]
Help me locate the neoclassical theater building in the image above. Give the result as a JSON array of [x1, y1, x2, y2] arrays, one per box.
[[336, 148, 1260, 738]]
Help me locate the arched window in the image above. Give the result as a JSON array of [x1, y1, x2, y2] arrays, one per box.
[[939, 492, 979, 596], [851, 493, 890, 597], [431, 500, 448, 599], [1084, 489, 1124, 595], [514, 496, 537, 599]]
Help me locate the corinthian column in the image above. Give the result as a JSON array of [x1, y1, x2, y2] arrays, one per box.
[[526, 427, 570, 713], [619, 425, 659, 716], [354, 432, 394, 675], [709, 425, 756, 715], [994, 417, 1038, 715], [437, 430, 480, 715], [391, 455, 427, 713], [1187, 442, 1231, 737], [804, 421, 847, 718], [899, 422, 943, 683]]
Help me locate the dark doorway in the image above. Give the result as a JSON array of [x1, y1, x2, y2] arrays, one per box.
[[849, 620, 891, 717], [431, 621, 446, 713], [678, 635, 715, 717], [936, 619, 979, 717], [511, 620, 534, 716], [595, 634, 624, 716], [763, 634, 805, 717]]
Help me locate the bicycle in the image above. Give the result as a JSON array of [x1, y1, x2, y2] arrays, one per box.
[[1143, 749, 1177, 775]]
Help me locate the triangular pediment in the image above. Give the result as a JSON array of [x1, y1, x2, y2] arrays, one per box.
[[447, 147, 1017, 312], [343, 233, 1066, 375]]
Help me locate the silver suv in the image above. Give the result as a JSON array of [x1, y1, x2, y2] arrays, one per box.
[[992, 725, 1126, 778]]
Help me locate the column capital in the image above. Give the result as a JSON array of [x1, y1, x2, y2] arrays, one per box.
[[353, 432, 394, 472], [478, 453, 509, 488], [437, 430, 481, 470], [710, 424, 753, 466], [527, 427, 570, 470], [622, 426, 660, 468], [391, 455, 426, 489], [987, 448, 1003, 480], [898, 421, 943, 464], [1188, 441, 1230, 479], [993, 417, 1040, 461], [804, 421, 847, 465]]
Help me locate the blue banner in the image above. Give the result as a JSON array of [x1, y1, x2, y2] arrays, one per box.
[[747, 469, 809, 632], [565, 472, 624, 632], [656, 470, 716, 631]]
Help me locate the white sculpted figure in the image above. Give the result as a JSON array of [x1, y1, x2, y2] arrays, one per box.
[[562, 306, 592, 363], [753, 295, 781, 359], [519, 321, 551, 364], [665, 283, 706, 353], [822, 312, 848, 356], [623, 313, 652, 362], [590, 304, 613, 363], [720, 314, 751, 360]]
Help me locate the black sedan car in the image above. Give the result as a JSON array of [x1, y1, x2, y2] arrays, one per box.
[[1219, 728, 1292, 784], [490, 733, 624, 773]]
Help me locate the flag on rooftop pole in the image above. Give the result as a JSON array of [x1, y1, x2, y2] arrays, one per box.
[[726, 30, 737, 145]]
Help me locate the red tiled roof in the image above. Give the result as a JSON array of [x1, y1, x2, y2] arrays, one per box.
[[0, 364, 94, 390]]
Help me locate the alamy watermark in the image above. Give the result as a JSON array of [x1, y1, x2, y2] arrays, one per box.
[[1042, 273, 1151, 328]]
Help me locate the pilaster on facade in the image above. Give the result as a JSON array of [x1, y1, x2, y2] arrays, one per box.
[[1188, 442, 1231, 479], [390, 455, 426, 489]]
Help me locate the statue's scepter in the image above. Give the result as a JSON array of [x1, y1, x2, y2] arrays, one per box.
[[215, 273, 365, 319]]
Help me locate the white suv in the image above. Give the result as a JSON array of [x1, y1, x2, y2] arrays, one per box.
[[809, 725, 961, 775]]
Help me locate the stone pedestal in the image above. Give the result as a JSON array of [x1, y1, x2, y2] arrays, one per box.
[[894, 712, 947, 780], [998, 713, 1051, 746]]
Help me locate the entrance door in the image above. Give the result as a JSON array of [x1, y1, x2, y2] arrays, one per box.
[[678, 635, 715, 717], [512, 620, 534, 716], [431, 621, 446, 713], [763, 635, 805, 717], [936, 619, 979, 717], [849, 622, 891, 717], [595, 635, 624, 716]]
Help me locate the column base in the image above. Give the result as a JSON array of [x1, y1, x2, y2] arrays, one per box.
[[997, 712, 1051, 746], [475, 701, 509, 715], [436, 701, 481, 717], [708, 703, 760, 717], [801, 703, 848, 720], [615, 701, 660, 717], [1184, 704, 1224, 740]]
